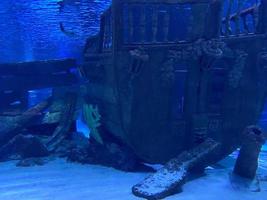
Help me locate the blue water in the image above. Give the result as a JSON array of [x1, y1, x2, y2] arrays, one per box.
[[0, 0, 258, 63], [0, 0, 111, 63], [0, 0, 112, 136]]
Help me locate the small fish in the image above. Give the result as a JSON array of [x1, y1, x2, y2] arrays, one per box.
[[10, 101, 21, 106], [3, 90, 13, 94], [59, 22, 77, 37], [57, 0, 80, 11]]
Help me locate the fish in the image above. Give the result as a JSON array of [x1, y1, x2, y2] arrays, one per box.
[[59, 22, 77, 37], [9, 101, 21, 106], [57, 0, 80, 10]]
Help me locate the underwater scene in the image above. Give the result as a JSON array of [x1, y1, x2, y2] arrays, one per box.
[[0, 0, 267, 199]]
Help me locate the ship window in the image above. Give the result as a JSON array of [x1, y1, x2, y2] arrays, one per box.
[[122, 3, 192, 44], [172, 64, 188, 119], [102, 11, 113, 50], [221, 0, 259, 36], [208, 60, 227, 113]]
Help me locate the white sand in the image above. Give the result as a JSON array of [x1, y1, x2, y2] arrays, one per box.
[[0, 153, 266, 200]]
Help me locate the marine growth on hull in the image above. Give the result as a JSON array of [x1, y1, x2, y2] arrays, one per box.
[[0, 0, 267, 199]]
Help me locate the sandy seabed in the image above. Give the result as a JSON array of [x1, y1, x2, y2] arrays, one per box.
[[0, 151, 266, 200]]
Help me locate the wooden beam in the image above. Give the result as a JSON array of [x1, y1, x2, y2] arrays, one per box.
[[152, 6, 159, 42], [46, 93, 77, 152], [139, 6, 146, 43], [128, 6, 134, 43], [257, 0, 267, 33], [0, 59, 76, 75], [163, 8, 171, 42], [0, 74, 78, 91], [205, 0, 223, 38]]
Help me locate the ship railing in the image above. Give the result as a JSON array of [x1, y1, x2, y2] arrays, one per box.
[[107, 0, 267, 50], [221, 0, 267, 37], [111, 0, 212, 48], [221, 3, 259, 36]]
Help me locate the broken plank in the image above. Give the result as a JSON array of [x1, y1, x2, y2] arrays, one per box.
[[46, 93, 77, 152], [132, 138, 220, 200], [0, 98, 53, 147]]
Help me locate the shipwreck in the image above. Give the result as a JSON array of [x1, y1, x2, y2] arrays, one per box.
[[82, 0, 267, 162], [81, 0, 267, 198], [0, 0, 267, 199]]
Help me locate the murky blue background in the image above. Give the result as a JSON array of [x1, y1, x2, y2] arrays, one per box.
[[0, 0, 111, 63]]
